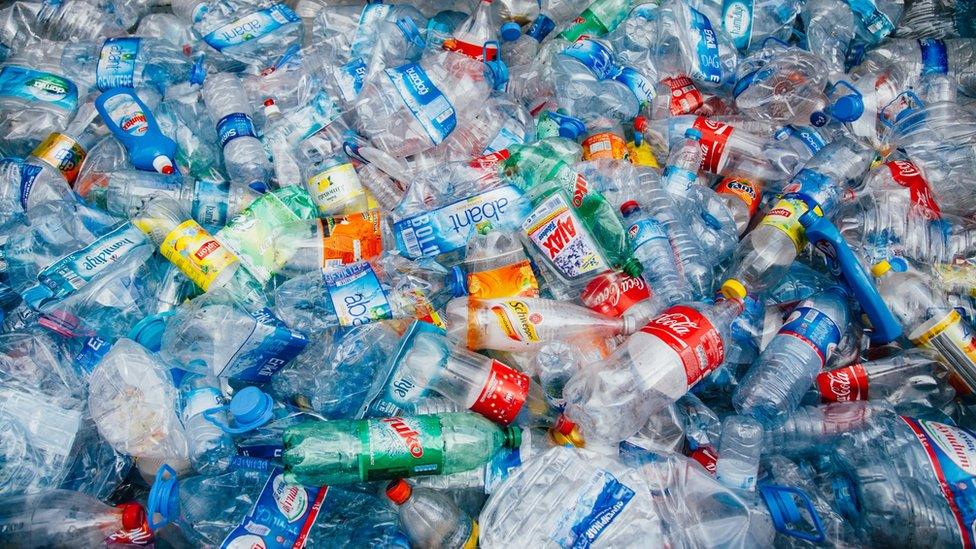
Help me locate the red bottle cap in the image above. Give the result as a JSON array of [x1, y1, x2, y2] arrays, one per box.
[[119, 503, 147, 531], [386, 479, 412, 505]]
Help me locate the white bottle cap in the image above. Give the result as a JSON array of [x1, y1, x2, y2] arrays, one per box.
[[153, 156, 175, 175]]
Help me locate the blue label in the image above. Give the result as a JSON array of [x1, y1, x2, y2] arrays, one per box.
[[393, 185, 526, 258], [686, 5, 722, 84], [229, 455, 275, 472], [349, 4, 392, 61], [902, 417, 976, 547], [613, 67, 655, 107], [847, 0, 895, 41], [484, 446, 523, 494], [335, 57, 368, 102], [385, 63, 456, 145], [32, 223, 147, 305], [483, 125, 525, 154], [96, 37, 140, 90], [216, 112, 257, 148], [789, 168, 837, 211], [361, 320, 446, 418], [722, 0, 754, 50], [202, 4, 300, 51], [628, 218, 668, 248], [560, 40, 620, 81], [226, 308, 308, 383], [323, 262, 392, 327], [220, 469, 326, 549], [919, 38, 949, 75], [239, 444, 283, 459], [527, 14, 556, 41], [73, 336, 112, 375], [552, 470, 636, 549], [18, 161, 43, 210], [780, 125, 827, 154], [778, 305, 841, 365], [0, 65, 77, 111], [191, 177, 231, 228]]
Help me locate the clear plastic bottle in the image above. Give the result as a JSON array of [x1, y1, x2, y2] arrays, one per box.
[[299, 134, 368, 216], [202, 71, 272, 190], [715, 415, 764, 491], [178, 371, 236, 475], [714, 176, 763, 236], [463, 229, 540, 299], [59, 37, 194, 93], [618, 200, 694, 305], [0, 491, 149, 547], [734, 287, 851, 427], [444, 0, 500, 61], [100, 170, 252, 227], [732, 44, 830, 126], [661, 128, 704, 196], [386, 479, 479, 549], [812, 348, 955, 407], [800, 0, 856, 75], [896, 0, 976, 38]]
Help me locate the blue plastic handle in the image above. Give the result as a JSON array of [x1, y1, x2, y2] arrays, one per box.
[[799, 209, 902, 343], [759, 484, 827, 543], [147, 464, 178, 530]]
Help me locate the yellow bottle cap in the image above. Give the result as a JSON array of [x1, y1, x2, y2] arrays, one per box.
[[721, 279, 747, 300], [870, 260, 892, 278]]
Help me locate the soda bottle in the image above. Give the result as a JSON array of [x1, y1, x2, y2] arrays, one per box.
[[812, 348, 955, 407], [281, 412, 521, 485], [386, 479, 479, 549], [443, 0, 500, 61], [462, 228, 540, 299], [580, 269, 667, 330], [559, 0, 634, 41], [714, 176, 763, 236]]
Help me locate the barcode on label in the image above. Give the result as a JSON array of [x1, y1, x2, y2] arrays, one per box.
[[401, 227, 422, 257]]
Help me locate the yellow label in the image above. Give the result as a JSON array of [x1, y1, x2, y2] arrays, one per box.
[[159, 219, 238, 290], [463, 521, 479, 549], [486, 300, 540, 344], [32, 132, 86, 185], [626, 140, 658, 168], [468, 260, 539, 299], [759, 197, 813, 252], [912, 310, 962, 347], [307, 163, 365, 214]]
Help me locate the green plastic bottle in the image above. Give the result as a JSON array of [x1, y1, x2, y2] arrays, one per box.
[[282, 412, 521, 486], [559, 0, 633, 41]]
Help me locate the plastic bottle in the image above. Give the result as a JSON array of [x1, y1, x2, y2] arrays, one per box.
[[463, 229, 540, 299], [386, 480, 479, 549], [60, 37, 196, 93], [732, 44, 830, 126], [895, 1, 976, 38], [661, 127, 704, 196], [0, 491, 150, 547], [202, 72, 272, 190], [559, 0, 633, 41], [95, 87, 179, 174], [563, 296, 744, 445], [734, 287, 851, 427], [618, 200, 695, 304], [444, 0, 500, 61], [800, 0, 856, 75], [812, 348, 955, 406], [715, 415, 764, 491], [300, 134, 368, 216], [714, 176, 763, 236], [281, 412, 521, 485], [99, 170, 252, 227], [178, 371, 236, 475]]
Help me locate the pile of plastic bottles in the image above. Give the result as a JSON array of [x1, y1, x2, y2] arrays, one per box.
[[2, 0, 976, 546]]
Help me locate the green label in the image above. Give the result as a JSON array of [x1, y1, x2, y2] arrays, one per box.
[[359, 416, 444, 481]]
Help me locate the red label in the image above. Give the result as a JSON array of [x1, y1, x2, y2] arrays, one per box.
[[443, 39, 497, 61], [663, 75, 704, 116], [817, 363, 869, 403], [640, 305, 724, 386], [581, 270, 651, 317], [692, 117, 734, 174], [469, 360, 530, 425], [571, 175, 590, 208], [886, 160, 941, 220], [542, 215, 578, 259], [689, 446, 718, 474], [715, 177, 762, 216], [194, 239, 221, 260], [470, 149, 510, 169]]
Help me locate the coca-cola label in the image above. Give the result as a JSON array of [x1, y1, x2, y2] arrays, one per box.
[[581, 270, 651, 317], [641, 305, 724, 386], [692, 116, 734, 173], [817, 363, 869, 403], [689, 446, 718, 475], [469, 360, 530, 425], [886, 160, 941, 220], [663, 75, 704, 115], [362, 416, 445, 480]]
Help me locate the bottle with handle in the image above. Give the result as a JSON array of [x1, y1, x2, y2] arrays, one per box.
[[386, 479, 479, 549], [95, 87, 179, 175]]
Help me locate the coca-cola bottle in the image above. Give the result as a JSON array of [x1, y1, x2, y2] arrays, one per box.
[[580, 269, 666, 330], [812, 348, 957, 408]]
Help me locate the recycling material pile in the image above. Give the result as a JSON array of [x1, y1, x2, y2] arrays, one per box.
[[2, 0, 976, 546]]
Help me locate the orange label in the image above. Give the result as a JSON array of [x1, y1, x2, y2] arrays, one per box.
[[320, 209, 383, 269], [715, 177, 762, 216], [32, 132, 86, 185], [581, 132, 627, 161], [467, 260, 539, 299]]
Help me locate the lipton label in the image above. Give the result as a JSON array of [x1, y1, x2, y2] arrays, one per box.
[[156, 219, 238, 291], [641, 305, 724, 386]]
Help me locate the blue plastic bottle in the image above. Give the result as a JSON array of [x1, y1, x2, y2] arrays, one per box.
[[95, 88, 179, 175]]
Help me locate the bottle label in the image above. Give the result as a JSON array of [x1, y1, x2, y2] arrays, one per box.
[[216, 112, 258, 148], [261, 92, 342, 153], [662, 75, 704, 116], [759, 195, 811, 252], [582, 131, 627, 161], [32, 222, 147, 305], [817, 363, 869, 403], [96, 37, 140, 90], [847, 0, 894, 41], [626, 140, 659, 168], [613, 67, 655, 108], [689, 446, 718, 474], [641, 305, 724, 387], [443, 38, 498, 61], [307, 163, 365, 215], [522, 193, 609, 280], [202, 4, 300, 51], [692, 117, 734, 173], [778, 305, 842, 366], [558, 7, 610, 41], [0, 65, 77, 111], [776, 124, 827, 155], [334, 57, 368, 102], [100, 92, 150, 136], [886, 160, 941, 220], [319, 210, 384, 269], [323, 262, 392, 327], [222, 307, 309, 383], [901, 417, 976, 547], [468, 260, 540, 299], [16, 161, 43, 210], [627, 217, 668, 248], [181, 386, 222, 420], [910, 310, 976, 375], [363, 320, 445, 417], [385, 63, 456, 146], [30, 132, 86, 185], [157, 219, 239, 291], [360, 416, 445, 480], [722, 0, 754, 50], [481, 299, 543, 346], [919, 39, 948, 75], [527, 14, 556, 41], [581, 271, 650, 318], [715, 177, 761, 216], [469, 360, 530, 425], [550, 469, 636, 548], [393, 185, 525, 258], [560, 39, 619, 81], [684, 5, 722, 85], [220, 469, 327, 549], [191, 177, 231, 228], [73, 336, 113, 375]]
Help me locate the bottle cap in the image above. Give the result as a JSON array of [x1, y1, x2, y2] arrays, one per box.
[[809, 111, 828, 127], [721, 279, 747, 300], [633, 115, 648, 133], [450, 265, 468, 297], [118, 503, 147, 531], [619, 200, 640, 216], [127, 312, 174, 353], [500, 22, 521, 41], [554, 113, 586, 140], [229, 386, 275, 429], [759, 484, 825, 543], [869, 260, 891, 278], [263, 97, 281, 117], [684, 128, 702, 140], [386, 479, 412, 505], [504, 426, 523, 448], [829, 94, 864, 122], [152, 156, 175, 175]]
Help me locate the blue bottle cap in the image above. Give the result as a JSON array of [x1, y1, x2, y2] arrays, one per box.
[[685, 128, 702, 140], [560, 115, 586, 140], [128, 312, 175, 353], [830, 94, 864, 122], [809, 111, 828, 127], [147, 464, 180, 530], [500, 22, 522, 41], [450, 265, 468, 297], [229, 386, 274, 429]]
